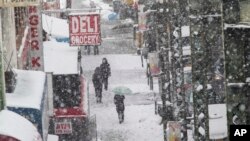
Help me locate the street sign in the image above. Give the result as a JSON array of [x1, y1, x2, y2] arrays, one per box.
[[0, 0, 40, 7], [69, 14, 101, 46], [55, 122, 72, 134]]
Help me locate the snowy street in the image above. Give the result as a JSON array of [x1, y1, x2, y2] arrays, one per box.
[[82, 54, 163, 141], [0, 0, 238, 140]]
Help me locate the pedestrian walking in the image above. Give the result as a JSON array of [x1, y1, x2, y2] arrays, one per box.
[[85, 45, 91, 55], [92, 67, 103, 103], [100, 58, 111, 90], [114, 94, 125, 123], [94, 45, 99, 55]]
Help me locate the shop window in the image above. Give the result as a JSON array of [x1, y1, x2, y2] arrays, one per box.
[[240, 0, 250, 22]]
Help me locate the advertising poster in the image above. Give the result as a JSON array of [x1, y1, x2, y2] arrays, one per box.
[[167, 121, 181, 141], [148, 52, 160, 75]]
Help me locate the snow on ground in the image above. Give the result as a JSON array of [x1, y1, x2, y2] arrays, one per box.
[[82, 54, 159, 94], [82, 54, 146, 71], [82, 53, 163, 141], [94, 104, 163, 141]]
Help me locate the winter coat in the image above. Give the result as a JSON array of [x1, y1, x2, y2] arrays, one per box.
[[114, 95, 125, 111], [92, 67, 103, 89], [100, 58, 111, 79]]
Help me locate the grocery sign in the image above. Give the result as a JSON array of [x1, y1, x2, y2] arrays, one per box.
[[69, 14, 101, 46], [0, 0, 40, 7], [55, 122, 72, 134]]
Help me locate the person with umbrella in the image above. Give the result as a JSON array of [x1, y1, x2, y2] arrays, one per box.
[[92, 67, 103, 103], [100, 58, 111, 90], [113, 86, 132, 124]]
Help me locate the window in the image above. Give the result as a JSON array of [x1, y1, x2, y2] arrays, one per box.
[[240, 0, 250, 22], [53, 75, 81, 108]]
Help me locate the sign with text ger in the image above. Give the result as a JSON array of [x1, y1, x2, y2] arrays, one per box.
[[69, 14, 101, 46]]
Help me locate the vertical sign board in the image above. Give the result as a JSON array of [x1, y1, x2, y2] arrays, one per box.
[[69, 14, 101, 46], [148, 52, 160, 75], [28, 6, 44, 71]]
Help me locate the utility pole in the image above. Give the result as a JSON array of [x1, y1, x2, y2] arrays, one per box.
[[170, 0, 190, 140], [190, 0, 224, 140], [155, 1, 174, 141], [0, 8, 6, 111]]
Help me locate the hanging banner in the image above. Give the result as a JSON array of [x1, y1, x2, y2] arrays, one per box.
[[0, 0, 40, 7], [148, 52, 160, 75], [69, 14, 101, 46], [28, 5, 44, 71], [138, 13, 147, 31], [167, 121, 181, 141]]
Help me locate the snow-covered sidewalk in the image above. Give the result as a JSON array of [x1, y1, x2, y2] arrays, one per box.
[[94, 104, 163, 141], [82, 54, 163, 141]]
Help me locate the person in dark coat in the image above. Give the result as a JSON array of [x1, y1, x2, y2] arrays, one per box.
[[114, 94, 125, 123], [100, 58, 111, 90], [94, 45, 99, 55], [92, 67, 103, 103]]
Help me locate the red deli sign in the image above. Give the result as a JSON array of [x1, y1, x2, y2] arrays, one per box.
[[69, 14, 101, 46], [55, 122, 72, 134]]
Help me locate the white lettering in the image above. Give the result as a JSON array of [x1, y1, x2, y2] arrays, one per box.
[[70, 35, 100, 45], [79, 16, 87, 33], [234, 129, 241, 136], [87, 17, 94, 32], [234, 129, 247, 136], [71, 17, 79, 33], [94, 16, 98, 32]]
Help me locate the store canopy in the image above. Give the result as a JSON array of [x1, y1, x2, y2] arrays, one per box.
[[6, 69, 46, 110], [0, 110, 42, 141], [42, 14, 69, 38], [43, 41, 79, 75]]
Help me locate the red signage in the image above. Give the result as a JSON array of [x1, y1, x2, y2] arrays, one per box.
[[55, 122, 72, 134], [69, 14, 101, 46], [28, 6, 43, 70]]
